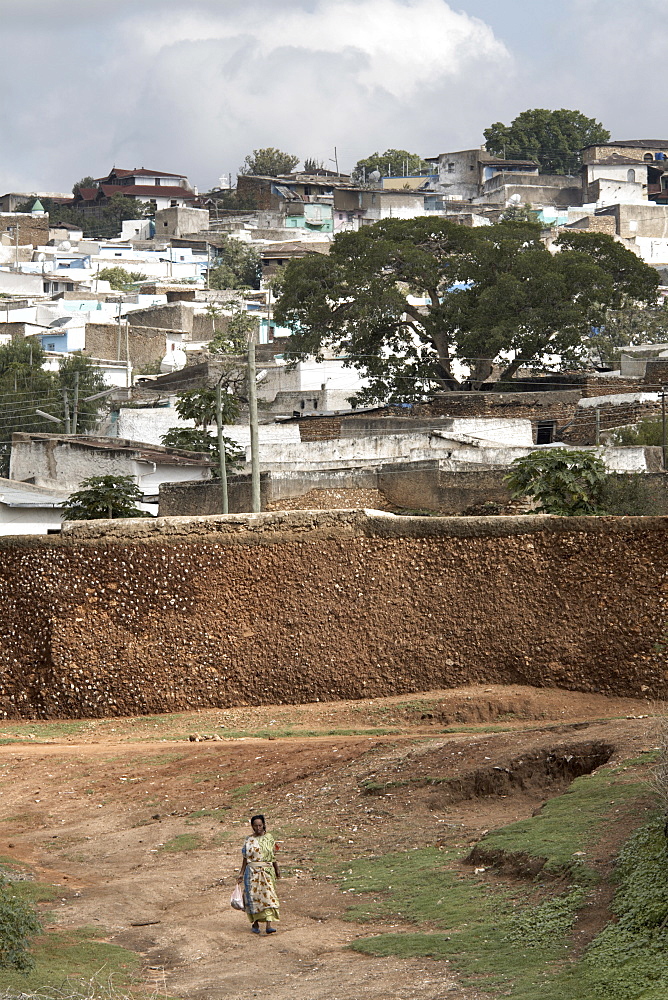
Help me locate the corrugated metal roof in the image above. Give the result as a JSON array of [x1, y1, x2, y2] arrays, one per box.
[[0, 479, 71, 508]]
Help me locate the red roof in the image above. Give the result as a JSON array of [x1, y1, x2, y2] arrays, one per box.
[[98, 184, 197, 201], [96, 167, 187, 182]]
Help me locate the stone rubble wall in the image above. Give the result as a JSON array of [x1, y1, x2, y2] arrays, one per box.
[[0, 510, 666, 719]]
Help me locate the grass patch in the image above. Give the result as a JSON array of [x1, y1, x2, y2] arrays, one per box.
[[0, 721, 90, 741], [158, 833, 203, 853], [230, 782, 262, 800], [345, 755, 661, 998], [0, 926, 140, 993], [476, 765, 647, 879]]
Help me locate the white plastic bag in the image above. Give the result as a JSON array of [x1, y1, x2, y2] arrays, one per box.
[[230, 883, 245, 911]]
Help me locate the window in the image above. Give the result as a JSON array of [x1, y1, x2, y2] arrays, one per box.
[[155, 178, 161, 186], [170, 200, 178, 207], [447, 162, 455, 173], [47, 342, 55, 350], [627, 169, 636, 183], [536, 421, 556, 444], [644, 153, 654, 162]]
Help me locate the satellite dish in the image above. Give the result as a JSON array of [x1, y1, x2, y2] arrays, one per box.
[[369, 169, 381, 183], [508, 194, 522, 205], [57, 240, 72, 250], [37, 253, 46, 262]]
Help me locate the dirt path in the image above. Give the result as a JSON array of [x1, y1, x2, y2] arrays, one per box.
[[0, 686, 660, 999]]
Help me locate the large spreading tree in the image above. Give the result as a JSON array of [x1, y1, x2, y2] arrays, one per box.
[[273, 218, 659, 402], [483, 108, 610, 175]]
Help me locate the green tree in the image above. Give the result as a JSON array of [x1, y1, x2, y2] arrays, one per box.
[[0, 879, 42, 971], [353, 149, 430, 181], [61, 475, 149, 520], [239, 148, 300, 176], [274, 218, 659, 402], [17, 193, 150, 240], [505, 449, 608, 515], [590, 300, 668, 367], [208, 237, 261, 290], [160, 428, 244, 473], [172, 386, 239, 432], [96, 266, 146, 290], [0, 339, 63, 476], [57, 353, 107, 433], [483, 108, 610, 175], [71, 175, 97, 196], [209, 305, 258, 354]]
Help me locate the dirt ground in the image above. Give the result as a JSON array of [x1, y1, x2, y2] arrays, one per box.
[[0, 685, 662, 1000]]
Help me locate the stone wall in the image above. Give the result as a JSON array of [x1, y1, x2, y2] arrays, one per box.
[[0, 213, 49, 248], [83, 323, 166, 366], [159, 474, 271, 515], [0, 511, 666, 719], [379, 463, 512, 513]]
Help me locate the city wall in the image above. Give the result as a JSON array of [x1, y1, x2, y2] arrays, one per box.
[[0, 511, 666, 719]]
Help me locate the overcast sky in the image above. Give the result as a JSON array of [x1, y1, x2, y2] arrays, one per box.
[[0, 0, 660, 195]]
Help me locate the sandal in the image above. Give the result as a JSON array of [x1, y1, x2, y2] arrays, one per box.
[[251, 925, 261, 935], [266, 925, 277, 934]]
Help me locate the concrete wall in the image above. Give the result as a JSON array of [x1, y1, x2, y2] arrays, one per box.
[[9, 435, 211, 493], [154, 207, 209, 238], [0, 510, 667, 719]]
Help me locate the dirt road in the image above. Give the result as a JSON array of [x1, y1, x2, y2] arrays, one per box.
[[0, 686, 659, 999]]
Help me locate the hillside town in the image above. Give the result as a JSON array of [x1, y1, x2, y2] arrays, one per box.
[[4, 4, 668, 1000], [1, 133, 668, 532]]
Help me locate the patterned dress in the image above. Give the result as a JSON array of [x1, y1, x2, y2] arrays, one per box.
[[242, 833, 280, 923]]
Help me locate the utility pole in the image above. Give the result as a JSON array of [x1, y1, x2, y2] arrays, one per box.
[[215, 383, 229, 515], [206, 243, 211, 290], [595, 406, 600, 446], [663, 385, 667, 471], [72, 372, 79, 434], [247, 341, 261, 512], [125, 319, 131, 388], [62, 388, 71, 434], [14, 223, 19, 269]]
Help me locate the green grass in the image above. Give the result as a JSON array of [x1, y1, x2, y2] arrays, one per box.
[[0, 926, 140, 993], [158, 833, 202, 852], [230, 782, 263, 800], [476, 765, 648, 879], [0, 721, 90, 741], [345, 756, 662, 998]]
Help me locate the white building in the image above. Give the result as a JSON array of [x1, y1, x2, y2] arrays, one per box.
[[0, 478, 71, 534]]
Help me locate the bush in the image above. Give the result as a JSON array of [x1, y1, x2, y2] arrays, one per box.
[[0, 879, 41, 971], [505, 448, 607, 515], [610, 418, 663, 447]]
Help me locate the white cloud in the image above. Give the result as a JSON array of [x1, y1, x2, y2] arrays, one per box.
[[0, 0, 512, 192]]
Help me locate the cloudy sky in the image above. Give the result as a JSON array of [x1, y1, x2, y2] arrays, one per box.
[[0, 0, 660, 194]]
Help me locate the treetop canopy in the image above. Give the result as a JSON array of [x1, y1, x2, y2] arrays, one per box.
[[274, 216, 659, 403]]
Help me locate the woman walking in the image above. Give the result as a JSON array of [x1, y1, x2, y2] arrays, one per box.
[[237, 814, 280, 934]]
